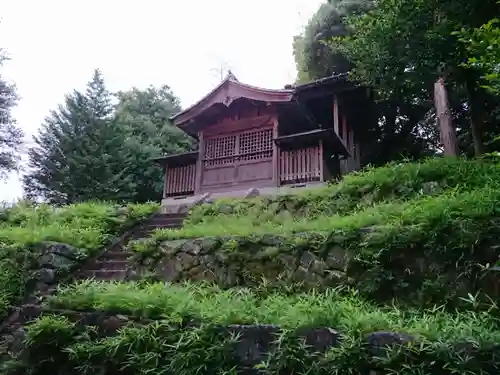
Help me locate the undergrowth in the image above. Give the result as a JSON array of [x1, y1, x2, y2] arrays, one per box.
[[0, 201, 158, 319], [186, 157, 500, 225], [47, 281, 500, 334], [126, 158, 500, 307], [10, 280, 500, 375], [5, 157, 500, 374], [150, 186, 500, 239]]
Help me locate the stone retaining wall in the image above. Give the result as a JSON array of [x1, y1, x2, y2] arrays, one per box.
[[129, 233, 351, 287]]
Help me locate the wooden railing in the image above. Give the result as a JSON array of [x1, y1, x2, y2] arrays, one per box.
[[279, 146, 321, 185], [164, 163, 196, 197]]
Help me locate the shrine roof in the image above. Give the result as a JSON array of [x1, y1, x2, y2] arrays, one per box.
[[170, 72, 295, 128], [293, 73, 349, 91]]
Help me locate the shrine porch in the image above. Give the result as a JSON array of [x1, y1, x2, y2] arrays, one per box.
[[158, 145, 332, 198]]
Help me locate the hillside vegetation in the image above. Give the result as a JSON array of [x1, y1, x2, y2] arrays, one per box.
[[3, 157, 500, 374], [16, 281, 500, 375], [131, 157, 500, 308], [0, 201, 158, 319]]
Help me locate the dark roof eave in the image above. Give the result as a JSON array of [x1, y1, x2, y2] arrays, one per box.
[[150, 151, 199, 164], [294, 73, 350, 91]]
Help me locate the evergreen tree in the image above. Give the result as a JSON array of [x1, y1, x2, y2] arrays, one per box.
[[0, 50, 23, 178], [23, 69, 132, 204], [23, 71, 193, 204]]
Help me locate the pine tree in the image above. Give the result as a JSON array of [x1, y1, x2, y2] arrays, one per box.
[[23, 69, 132, 204]]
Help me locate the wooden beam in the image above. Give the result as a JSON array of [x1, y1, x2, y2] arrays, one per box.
[[163, 165, 168, 199], [272, 115, 279, 186], [342, 114, 348, 146], [195, 131, 204, 194]]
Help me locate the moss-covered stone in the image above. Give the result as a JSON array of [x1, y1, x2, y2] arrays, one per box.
[[130, 232, 349, 287], [130, 202, 500, 307]]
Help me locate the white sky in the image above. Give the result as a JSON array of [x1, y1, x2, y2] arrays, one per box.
[[0, 0, 323, 202]]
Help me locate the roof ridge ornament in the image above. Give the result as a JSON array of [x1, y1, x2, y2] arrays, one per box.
[[226, 70, 238, 82]]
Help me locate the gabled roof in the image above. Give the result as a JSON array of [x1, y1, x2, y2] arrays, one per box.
[[170, 72, 295, 128]]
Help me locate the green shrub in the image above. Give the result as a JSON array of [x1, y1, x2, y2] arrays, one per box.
[[10, 281, 500, 375], [0, 201, 158, 319]]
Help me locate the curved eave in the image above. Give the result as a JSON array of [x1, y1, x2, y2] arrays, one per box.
[[170, 74, 294, 127]]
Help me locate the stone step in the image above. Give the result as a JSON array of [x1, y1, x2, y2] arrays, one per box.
[[142, 222, 183, 229], [145, 220, 184, 227], [77, 269, 128, 280], [132, 226, 182, 238], [151, 214, 186, 220], [98, 251, 132, 261], [154, 213, 187, 220], [93, 259, 130, 271]]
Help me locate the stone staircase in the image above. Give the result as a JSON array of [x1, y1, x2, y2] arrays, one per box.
[[76, 213, 186, 281], [0, 212, 188, 360]]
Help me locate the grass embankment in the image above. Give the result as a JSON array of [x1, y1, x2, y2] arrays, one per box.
[[14, 281, 500, 374], [0, 201, 158, 319], [186, 157, 500, 227], [130, 158, 500, 307], [7, 157, 500, 374]]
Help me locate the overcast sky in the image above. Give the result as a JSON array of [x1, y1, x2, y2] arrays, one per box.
[[0, 0, 323, 202]]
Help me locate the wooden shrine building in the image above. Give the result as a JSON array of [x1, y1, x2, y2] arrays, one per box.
[[155, 72, 375, 206]]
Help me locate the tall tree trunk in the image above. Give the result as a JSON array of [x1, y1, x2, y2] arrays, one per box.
[[469, 114, 484, 156], [465, 73, 485, 156], [434, 76, 458, 156]]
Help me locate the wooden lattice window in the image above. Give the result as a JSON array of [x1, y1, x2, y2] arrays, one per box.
[[204, 135, 236, 166], [239, 128, 273, 161]]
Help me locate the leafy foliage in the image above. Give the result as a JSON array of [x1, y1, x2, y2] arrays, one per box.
[[5, 158, 500, 373], [293, 1, 443, 163], [327, 0, 500, 156], [292, 0, 373, 82], [0, 50, 23, 178], [23, 70, 130, 204], [10, 281, 500, 375], [458, 19, 500, 95], [187, 157, 500, 223], [113, 85, 195, 202]]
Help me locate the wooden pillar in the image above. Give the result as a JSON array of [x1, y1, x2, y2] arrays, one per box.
[[272, 115, 280, 186], [234, 133, 240, 186], [355, 142, 361, 169], [333, 95, 340, 136], [342, 114, 349, 148], [194, 131, 204, 194], [319, 140, 324, 182], [163, 165, 168, 198], [349, 126, 355, 171]]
